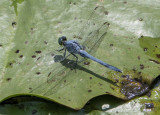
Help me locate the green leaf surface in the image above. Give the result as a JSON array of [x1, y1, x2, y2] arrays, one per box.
[[0, 0, 160, 110]]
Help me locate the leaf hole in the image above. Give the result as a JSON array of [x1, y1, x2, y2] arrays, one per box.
[[12, 21, 16, 28], [88, 89, 92, 92], [15, 50, 19, 53], [35, 51, 41, 54], [19, 55, 23, 58], [32, 55, 36, 58], [36, 72, 41, 75], [6, 78, 12, 81]]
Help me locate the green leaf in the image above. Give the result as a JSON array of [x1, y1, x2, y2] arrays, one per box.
[[0, 0, 160, 110]]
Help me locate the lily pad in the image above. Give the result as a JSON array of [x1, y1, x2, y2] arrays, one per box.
[[0, 0, 160, 110]]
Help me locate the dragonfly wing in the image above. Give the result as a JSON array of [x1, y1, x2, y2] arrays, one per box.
[[76, 6, 106, 40], [77, 6, 109, 56], [44, 59, 77, 96], [30, 58, 74, 95], [82, 22, 109, 55]]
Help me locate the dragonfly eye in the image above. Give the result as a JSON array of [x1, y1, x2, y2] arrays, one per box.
[[58, 36, 67, 45]]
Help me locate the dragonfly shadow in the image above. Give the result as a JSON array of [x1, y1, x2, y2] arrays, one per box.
[[54, 55, 65, 62], [54, 55, 118, 87]]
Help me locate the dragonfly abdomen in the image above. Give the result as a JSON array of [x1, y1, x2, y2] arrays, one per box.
[[79, 50, 122, 72]]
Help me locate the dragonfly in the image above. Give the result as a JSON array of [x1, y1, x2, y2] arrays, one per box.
[[30, 6, 121, 95], [57, 35, 122, 72]]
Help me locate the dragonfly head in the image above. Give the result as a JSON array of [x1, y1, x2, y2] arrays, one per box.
[[58, 36, 67, 46]]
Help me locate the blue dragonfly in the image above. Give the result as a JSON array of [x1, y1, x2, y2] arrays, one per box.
[[57, 35, 122, 72], [30, 6, 121, 95]]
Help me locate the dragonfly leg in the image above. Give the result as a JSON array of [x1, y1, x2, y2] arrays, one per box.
[[61, 53, 71, 61], [71, 53, 78, 72], [56, 48, 68, 62], [56, 47, 65, 52], [63, 49, 66, 57]]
